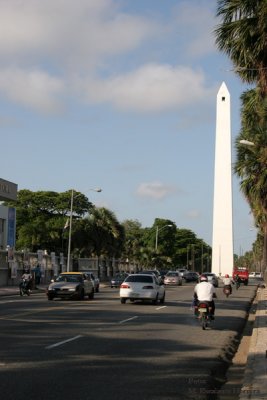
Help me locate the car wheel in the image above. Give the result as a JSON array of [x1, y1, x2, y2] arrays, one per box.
[[160, 293, 165, 304], [48, 294, 54, 301], [152, 295, 158, 305], [120, 298, 126, 304], [88, 290, 94, 300]]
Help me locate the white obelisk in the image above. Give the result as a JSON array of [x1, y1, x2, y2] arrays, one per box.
[[212, 82, 233, 277]]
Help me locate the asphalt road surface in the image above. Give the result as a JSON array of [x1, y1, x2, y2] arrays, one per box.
[[0, 282, 257, 400]]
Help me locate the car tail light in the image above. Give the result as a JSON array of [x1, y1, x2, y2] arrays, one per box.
[[142, 285, 154, 289], [120, 283, 130, 289]]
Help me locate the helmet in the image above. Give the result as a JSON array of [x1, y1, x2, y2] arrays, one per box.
[[225, 274, 229, 278], [200, 275, 208, 282]]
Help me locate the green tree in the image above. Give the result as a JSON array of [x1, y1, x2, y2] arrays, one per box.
[[121, 219, 145, 266], [72, 207, 125, 259], [5, 189, 93, 253], [215, 0, 267, 95], [235, 91, 267, 272]]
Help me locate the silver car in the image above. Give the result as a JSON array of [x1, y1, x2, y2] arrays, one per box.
[[164, 271, 183, 286], [47, 272, 94, 300], [86, 272, 100, 292]]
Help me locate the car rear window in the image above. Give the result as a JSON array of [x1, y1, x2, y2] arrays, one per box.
[[126, 275, 153, 283]]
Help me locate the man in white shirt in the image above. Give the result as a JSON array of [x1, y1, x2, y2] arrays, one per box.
[[20, 268, 33, 290], [222, 274, 232, 294], [194, 275, 216, 318]]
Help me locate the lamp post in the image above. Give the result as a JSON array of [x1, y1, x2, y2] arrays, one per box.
[[155, 224, 172, 251], [66, 188, 102, 272], [239, 139, 255, 146]]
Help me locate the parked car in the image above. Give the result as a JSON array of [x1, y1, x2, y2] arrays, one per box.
[[120, 273, 165, 304], [85, 272, 100, 292], [183, 271, 199, 283], [201, 272, 219, 287], [110, 273, 128, 288], [46, 272, 94, 301], [164, 271, 183, 286], [249, 272, 262, 279]]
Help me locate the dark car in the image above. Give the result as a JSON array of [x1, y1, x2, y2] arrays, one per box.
[[201, 272, 219, 287], [183, 271, 199, 282], [110, 273, 128, 288], [137, 269, 163, 283]]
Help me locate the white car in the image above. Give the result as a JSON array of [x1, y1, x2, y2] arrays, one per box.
[[86, 272, 100, 292], [120, 273, 165, 304]]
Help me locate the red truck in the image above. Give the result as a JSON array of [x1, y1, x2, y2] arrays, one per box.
[[232, 267, 249, 286]]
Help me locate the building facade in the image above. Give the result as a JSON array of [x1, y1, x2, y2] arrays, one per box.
[[0, 178, 17, 250]]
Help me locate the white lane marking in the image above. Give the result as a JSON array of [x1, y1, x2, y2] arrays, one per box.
[[119, 316, 138, 324], [156, 306, 167, 310], [45, 335, 83, 350]]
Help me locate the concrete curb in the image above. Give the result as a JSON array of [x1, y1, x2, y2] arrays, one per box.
[[239, 287, 267, 400]]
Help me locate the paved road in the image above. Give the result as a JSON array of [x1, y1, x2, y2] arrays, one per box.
[[0, 282, 257, 400]]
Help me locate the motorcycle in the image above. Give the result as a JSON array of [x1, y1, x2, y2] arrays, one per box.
[[223, 285, 231, 298], [196, 301, 212, 330], [19, 279, 31, 296]]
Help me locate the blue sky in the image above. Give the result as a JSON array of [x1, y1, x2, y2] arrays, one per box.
[[0, 0, 256, 254]]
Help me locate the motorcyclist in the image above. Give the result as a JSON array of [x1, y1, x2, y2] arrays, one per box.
[[20, 268, 33, 291], [233, 273, 241, 289], [193, 275, 217, 319], [222, 273, 232, 294]]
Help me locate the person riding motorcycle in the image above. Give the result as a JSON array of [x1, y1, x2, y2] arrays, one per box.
[[19, 268, 33, 291], [193, 274, 217, 319], [222, 273, 232, 294], [233, 273, 241, 289]]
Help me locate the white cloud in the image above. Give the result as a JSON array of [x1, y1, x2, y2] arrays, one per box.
[[85, 63, 216, 112], [0, 0, 217, 113], [136, 181, 176, 200], [0, 67, 64, 113], [186, 209, 201, 219], [0, 0, 158, 68], [172, 1, 217, 58]]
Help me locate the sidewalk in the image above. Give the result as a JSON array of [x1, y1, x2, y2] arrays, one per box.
[[239, 285, 267, 400]]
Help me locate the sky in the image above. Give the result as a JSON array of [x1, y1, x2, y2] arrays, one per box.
[[0, 0, 257, 255]]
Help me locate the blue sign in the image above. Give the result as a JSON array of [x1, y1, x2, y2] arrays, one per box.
[[7, 207, 16, 247]]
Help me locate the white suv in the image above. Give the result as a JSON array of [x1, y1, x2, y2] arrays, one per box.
[[86, 272, 100, 292]]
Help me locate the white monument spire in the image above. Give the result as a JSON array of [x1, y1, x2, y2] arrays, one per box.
[[212, 82, 233, 277]]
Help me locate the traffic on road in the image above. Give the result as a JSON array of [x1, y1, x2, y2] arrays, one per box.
[[0, 278, 257, 400]]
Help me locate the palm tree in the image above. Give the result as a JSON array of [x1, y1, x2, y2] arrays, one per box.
[[235, 89, 267, 271], [215, 0, 267, 96]]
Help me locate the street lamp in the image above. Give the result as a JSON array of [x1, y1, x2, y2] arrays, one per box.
[[155, 224, 172, 251], [66, 188, 102, 272], [239, 139, 255, 146]]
